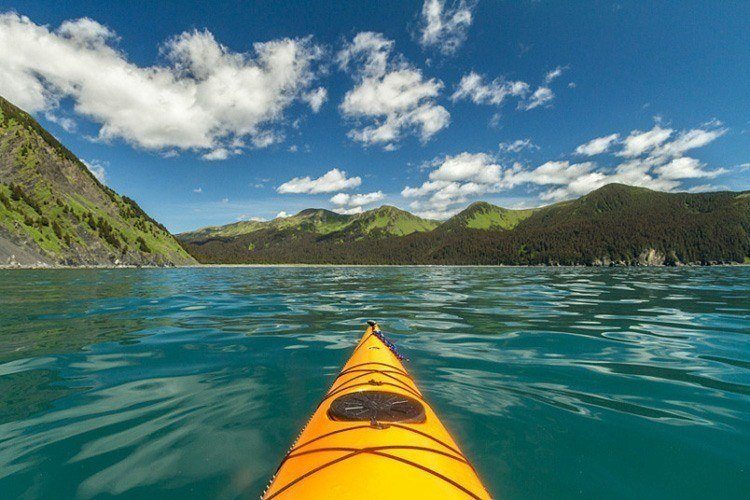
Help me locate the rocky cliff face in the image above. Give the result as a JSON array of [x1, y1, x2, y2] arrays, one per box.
[[0, 96, 195, 266]]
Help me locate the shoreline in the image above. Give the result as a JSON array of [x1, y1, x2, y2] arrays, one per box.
[[1, 262, 748, 270]]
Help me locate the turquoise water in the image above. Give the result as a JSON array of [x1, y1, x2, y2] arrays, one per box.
[[0, 267, 749, 499]]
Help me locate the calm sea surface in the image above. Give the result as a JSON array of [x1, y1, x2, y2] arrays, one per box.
[[0, 267, 748, 499]]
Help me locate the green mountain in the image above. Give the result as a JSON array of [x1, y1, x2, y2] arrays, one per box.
[[180, 205, 438, 243], [440, 201, 536, 231], [181, 184, 750, 265], [0, 96, 195, 267]]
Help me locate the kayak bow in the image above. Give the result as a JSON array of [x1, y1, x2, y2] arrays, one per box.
[[263, 322, 491, 499]]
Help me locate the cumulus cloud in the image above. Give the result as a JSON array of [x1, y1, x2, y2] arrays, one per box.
[[330, 191, 384, 214], [499, 139, 537, 153], [575, 133, 620, 156], [402, 152, 503, 217], [330, 191, 384, 207], [277, 168, 361, 194], [192, 187, 202, 193], [520, 122, 727, 200], [338, 32, 450, 148], [418, 0, 476, 55], [401, 121, 729, 210], [276, 211, 291, 218], [82, 159, 107, 184], [0, 13, 323, 156]]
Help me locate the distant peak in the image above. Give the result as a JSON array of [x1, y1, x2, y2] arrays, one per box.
[[296, 208, 340, 217], [369, 205, 404, 214], [466, 201, 500, 210], [589, 183, 652, 195]]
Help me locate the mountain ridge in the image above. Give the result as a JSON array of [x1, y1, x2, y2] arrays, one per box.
[[181, 183, 750, 266], [180, 204, 439, 242]]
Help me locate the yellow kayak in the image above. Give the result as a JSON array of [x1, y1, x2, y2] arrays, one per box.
[[263, 322, 491, 499]]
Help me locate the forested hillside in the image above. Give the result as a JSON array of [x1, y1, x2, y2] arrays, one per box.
[[0, 96, 195, 266], [181, 184, 750, 265]]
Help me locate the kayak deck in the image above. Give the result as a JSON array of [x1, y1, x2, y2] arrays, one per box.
[[263, 323, 491, 499]]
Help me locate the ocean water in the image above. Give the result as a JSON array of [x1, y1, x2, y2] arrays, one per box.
[[0, 267, 748, 499]]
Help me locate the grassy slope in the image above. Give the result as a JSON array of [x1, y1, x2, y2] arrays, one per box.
[[348, 206, 439, 237], [180, 206, 438, 242], [0, 96, 194, 265], [444, 202, 536, 230]]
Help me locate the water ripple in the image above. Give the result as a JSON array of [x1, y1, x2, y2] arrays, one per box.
[[0, 266, 749, 498]]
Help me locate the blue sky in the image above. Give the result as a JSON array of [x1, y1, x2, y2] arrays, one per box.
[[0, 0, 748, 231]]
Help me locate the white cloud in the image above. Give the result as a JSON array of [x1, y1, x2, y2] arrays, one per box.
[[332, 206, 364, 215], [652, 125, 726, 158], [523, 122, 728, 200], [452, 66, 566, 115], [0, 13, 323, 156], [303, 87, 327, 112], [338, 32, 450, 148], [544, 66, 565, 84], [451, 72, 529, 106], [520, 86, 554, 110], [277, 168, 361, 194], [410, 207, 462, 220], [402, 152, 503, 214], [428, 152, 501, 183], [508, 160, 595, 187], [250, 130, 284, 148], [329, 192, 391, 215], [221, 197, 229, 203], [192, 187, 202, 193], [499, 138, 538, 153], [401, 121, 729, 208], [653, 157, 726, 180], [575, 133, 620, 156], [236, 214, 266, 222], [686, 184, 722, 193], [419, 0, 476, 55], [739, 163, 750, 172], [517, 66, 566, 111], [202, 148, 230, 161], [44, 112, 77, 132], [330, 191, 384, 208], [276, 211, 291, 218], [330, 191, 384, 214], [618, 125, 673, 157], [82, 159, 106, 184]]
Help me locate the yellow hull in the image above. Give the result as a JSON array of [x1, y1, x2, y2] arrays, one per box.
[[263, 323, 491, 499]]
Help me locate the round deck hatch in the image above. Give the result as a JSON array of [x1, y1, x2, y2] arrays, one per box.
[[328, 390, 425, 423]]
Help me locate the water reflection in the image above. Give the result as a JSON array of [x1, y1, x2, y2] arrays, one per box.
[[0, 267, 749, 498]]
